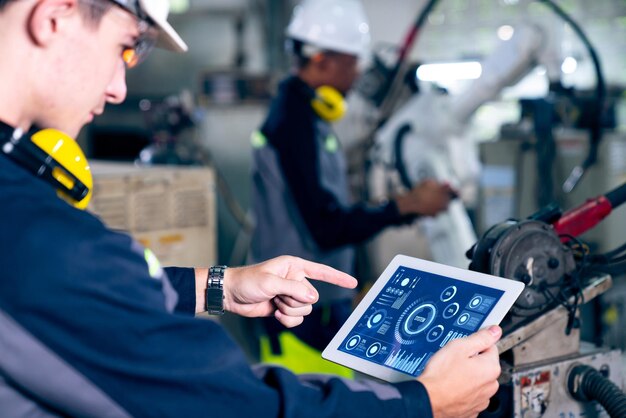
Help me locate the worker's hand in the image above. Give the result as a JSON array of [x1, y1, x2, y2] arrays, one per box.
[[222, 256, 357, 327], [418, 326, 502, 418], [394, 179, 456, 217]]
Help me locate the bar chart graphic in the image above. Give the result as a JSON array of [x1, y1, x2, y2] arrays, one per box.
[[383, 349, 433, 375]]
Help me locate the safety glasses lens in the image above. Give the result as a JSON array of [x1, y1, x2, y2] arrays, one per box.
[[122, 24, 158, 68]]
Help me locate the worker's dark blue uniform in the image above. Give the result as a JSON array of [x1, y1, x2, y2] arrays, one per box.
[[0, 128, 432, 417], [249, 76, 415, 370], [251, 76, 413, 279]]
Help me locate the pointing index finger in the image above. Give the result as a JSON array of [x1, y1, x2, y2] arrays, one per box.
[[302, 263, 357, 289], [305, 274, 358, 289]]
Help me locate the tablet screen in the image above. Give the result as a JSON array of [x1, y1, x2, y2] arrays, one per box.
[[338, 265, 504, 377]]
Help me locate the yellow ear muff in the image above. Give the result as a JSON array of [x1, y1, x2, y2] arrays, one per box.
[[31, 129, 92, 209], [311, 85, 347, 122]]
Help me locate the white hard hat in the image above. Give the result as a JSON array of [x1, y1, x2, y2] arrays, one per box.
[[113, 0, 188, 52], [286, 0, 370, 57]]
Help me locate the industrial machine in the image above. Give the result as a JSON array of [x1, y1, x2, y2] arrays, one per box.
[[468, 184, 626, 417], [352, 1, 624, 415], [492, 280, 623, 418]]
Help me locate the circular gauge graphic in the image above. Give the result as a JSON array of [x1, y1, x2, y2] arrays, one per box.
[[367, 309, 387, 329], [457, 313, 471, 325], [403, 304, 436, 335], [366, 342, 382, 358], [395, 300, 437, 344], [345, 335, 361, 350], [426, 325, 445, 342], [401, 278, 410, 287], [440, 286, 457, 302], [442, 302, 460, 319], [469, 296, 483, 309]]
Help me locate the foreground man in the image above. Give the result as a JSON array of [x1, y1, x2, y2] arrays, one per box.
[[0, 0, 500, 416]]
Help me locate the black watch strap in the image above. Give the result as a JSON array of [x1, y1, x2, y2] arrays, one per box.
[[206, 265, 227, 315]]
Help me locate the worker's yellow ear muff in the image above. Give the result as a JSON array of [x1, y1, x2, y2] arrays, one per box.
[[0, 125, 92, 209], [311, 85, 347, 123]]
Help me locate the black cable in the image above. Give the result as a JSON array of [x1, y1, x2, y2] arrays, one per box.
[[583, 239, 626, 274], [541, 284, 580, 335], [376, 0, 441, 123], [533, 99, 558, 207], [568, 365, 626, 417], [538, 0, 606, 192], [558, 234, 591, 334], [587, 260, 626, 277], [541, 287, 563, 308], [605, 182, 626, 208], [591, 241, 626, 263], [599, 252, 626, 265], [393, 124, 414, 189]]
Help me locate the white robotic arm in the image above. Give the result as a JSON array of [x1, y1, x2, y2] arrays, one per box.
[[369, 24, 558, 268], [374, 23, 552, 175], [451, 24, 560, 123]]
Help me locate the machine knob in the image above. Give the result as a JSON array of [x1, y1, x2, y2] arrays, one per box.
[[548, 258, 560, 269]]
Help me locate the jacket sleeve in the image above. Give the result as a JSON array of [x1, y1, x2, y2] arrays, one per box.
[[256, 366, 433, 418], [267, 102, 414, 251], [164, 266, 196, 315]]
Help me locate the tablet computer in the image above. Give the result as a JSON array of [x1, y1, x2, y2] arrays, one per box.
[[322, 254, 524, 382]]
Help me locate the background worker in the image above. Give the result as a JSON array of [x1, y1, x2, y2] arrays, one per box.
[[0, 0, 501, 416], [249, 0, 455, 374]]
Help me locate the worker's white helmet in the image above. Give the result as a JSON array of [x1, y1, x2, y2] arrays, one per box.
[[286, 0, 370, 58]]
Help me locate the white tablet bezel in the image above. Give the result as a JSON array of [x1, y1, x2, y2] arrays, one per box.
[[322, 254, 525, 383]]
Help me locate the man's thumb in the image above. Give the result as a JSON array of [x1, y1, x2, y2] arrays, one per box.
[[464, 325, 502, 355]]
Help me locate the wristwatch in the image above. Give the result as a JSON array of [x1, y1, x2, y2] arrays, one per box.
[[206, 265, 227, 315]]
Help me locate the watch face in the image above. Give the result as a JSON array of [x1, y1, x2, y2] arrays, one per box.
[[206, 266, 226, 315], [206, 287, 224, 314]]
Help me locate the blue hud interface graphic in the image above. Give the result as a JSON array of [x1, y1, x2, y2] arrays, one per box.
[[339, 265, 504, 377]]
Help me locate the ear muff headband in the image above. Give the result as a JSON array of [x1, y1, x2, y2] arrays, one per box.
[[0, 127, 92, 209], [311, 85, 347, 122]]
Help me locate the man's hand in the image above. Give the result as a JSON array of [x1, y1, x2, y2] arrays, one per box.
[[418, 326, 502, 418], [394, 179, 456, 217], [197, 256, 357, 327]]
